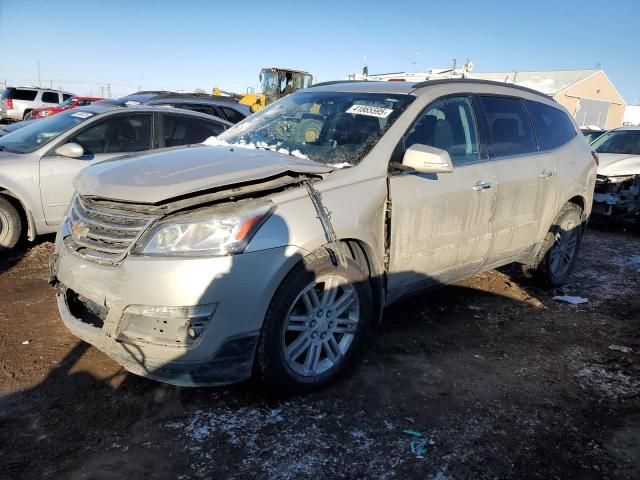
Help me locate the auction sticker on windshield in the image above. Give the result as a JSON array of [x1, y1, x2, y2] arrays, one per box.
[[70, 111, 94, 119], [346, 104, 393, 118]]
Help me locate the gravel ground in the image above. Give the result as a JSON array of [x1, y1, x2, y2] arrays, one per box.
[[0, 228, 639, 479]]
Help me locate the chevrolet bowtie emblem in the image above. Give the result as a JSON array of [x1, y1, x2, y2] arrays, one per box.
[[71, 222, 90, 239]]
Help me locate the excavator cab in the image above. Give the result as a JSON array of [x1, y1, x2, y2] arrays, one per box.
[[259, 67, 313, 106]]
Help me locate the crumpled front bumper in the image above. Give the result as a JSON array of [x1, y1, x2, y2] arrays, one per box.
[[51, 235, 306, 387]]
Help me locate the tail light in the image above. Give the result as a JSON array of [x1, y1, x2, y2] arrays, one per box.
[[6, 99, 13, 109]]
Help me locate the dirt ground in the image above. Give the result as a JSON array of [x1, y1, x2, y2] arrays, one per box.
[[0, 228, 639, 480]]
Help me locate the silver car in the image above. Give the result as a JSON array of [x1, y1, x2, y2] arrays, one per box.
[[0, 105, 231, 250], [51, 80, 597, 390], [1, 86, 74, 122]]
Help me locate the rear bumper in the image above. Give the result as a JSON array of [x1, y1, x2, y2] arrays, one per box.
[[1, 109, 22, 121]]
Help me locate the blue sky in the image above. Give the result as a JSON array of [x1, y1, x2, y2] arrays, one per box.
[[1, 0, 638, 102]]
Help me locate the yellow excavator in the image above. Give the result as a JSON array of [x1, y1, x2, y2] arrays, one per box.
[[213, 67, 313, 113]]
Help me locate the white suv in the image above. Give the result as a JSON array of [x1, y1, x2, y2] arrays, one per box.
[[1, 87, 74, 122], [52, 79, 597, 391]]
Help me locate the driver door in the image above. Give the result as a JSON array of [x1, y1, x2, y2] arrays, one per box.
[[386, 96, 497, 301], [39, 112, 153, 225]]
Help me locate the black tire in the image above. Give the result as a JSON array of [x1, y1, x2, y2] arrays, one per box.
[[0, 196, 23, 252], [522, 203, 583, 287], [256, 247, 373, 391]]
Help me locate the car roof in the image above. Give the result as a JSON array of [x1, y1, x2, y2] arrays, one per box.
[[613, 126, 640, 131], [7, 86, 74, 94], [308, 79, 551, 100]]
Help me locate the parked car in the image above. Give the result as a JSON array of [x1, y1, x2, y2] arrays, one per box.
[[27, 96, 106, 120], [146, 93, 251, 124], [50, 79, 596, 391], [581, 126, 608, 143], [100, 91, 251, 124], [0, 87, 75, 122], [590, 127, 640, 223], [0, 119, 35, 137], [0, 104, 232, 250]]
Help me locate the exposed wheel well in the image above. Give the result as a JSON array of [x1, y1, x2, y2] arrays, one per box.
[[341, 239, 385, 325], [567, 195, 585, 216]]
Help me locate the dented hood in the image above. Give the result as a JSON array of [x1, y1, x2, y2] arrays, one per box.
[[597, 153, 640, 177], [73, 145, 333, 203]]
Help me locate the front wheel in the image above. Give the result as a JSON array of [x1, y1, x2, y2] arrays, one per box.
[[256, 248, 373, 391], [0, 196, 23, 252], [522, 203, 583, 287]]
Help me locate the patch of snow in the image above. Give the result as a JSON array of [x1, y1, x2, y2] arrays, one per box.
[[331, 162, 353, 169], [576, 364, 640, 399], [164, 402, 406, 479], [201, 136, 310, 161]]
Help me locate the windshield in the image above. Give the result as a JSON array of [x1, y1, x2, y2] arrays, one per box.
[[593, 130, 640, 155], [0, 109, 95, 154], [57, 97, 76, 109], [218, 91, 414, 166]]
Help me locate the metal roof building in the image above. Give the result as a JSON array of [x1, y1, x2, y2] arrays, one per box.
[[470, 69, 626, 129]]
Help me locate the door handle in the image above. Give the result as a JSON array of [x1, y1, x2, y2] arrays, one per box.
[[539, 169, 553, 178], [472, 181, 492, 191]]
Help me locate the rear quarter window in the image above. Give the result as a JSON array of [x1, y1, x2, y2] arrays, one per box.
[[41, 92, 60, 103], [10, 89, 38, 101], [525, 100, 577, 150], [479, 96, 538, 157], [219, 106, 246, 124]]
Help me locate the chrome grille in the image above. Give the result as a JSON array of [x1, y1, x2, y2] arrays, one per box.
[[64, 195, 157, 263]]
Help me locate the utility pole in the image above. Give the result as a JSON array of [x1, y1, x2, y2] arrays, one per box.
[[107, 83, 111, 98], [100, 85, 105, 98], [37, 59, 41, 87]]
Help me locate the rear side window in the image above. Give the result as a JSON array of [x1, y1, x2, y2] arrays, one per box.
[[42, 91, 60, 103], [9, 89, 38, 101], [479, 96, 537, 157], [178, 103, 217, 117], [162, 114, 226, 147], [525, 100, 577, 150], [403, 96, 480, 165], [219, 106, 246, 124], [69, 114, 153, 154]]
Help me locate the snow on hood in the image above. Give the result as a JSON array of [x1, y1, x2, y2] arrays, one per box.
[[73, 144, 334, 203], [202, 137, 354, 169], [597, 153, 640, 177]]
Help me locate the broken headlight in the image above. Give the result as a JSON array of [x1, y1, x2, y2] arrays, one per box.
[[599, 175, 635, 184], [135, 200, 275, 256]]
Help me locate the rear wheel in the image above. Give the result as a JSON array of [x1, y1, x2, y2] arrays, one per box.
[[256, 248, 373, 391], [23, 110, 32, 120], [0, 196, 23, 252], [522, 203, 583, 287]]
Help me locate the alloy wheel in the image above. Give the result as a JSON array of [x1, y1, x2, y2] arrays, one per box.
[[282, 274, 360, 377], [549, 219, 578, 278]]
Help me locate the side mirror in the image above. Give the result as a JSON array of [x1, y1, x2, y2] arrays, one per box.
[[55, 142, 84, 159], [402, 144, 454, 174]]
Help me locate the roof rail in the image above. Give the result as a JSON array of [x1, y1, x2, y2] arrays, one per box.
[[308, 80, 382, 88], [411, 78, 552, 99], [153, 92, 240, 103]]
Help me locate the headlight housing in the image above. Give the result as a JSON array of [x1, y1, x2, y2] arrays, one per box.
[[134, 199, 275, 257]]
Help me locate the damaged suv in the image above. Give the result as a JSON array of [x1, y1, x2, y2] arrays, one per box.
[[591, 127, 640, 224], [51, 80, 596, 390]]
